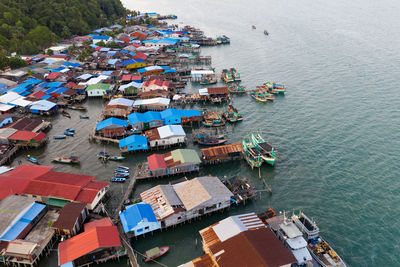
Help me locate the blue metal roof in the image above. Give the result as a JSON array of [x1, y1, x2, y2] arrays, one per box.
[[120, 202, 157, 233], [92, 35, 111, 40], [128, 111, 162, 125], [0, 202, 45, 241], [117, 59, 145, 67], [160, 108, 201, 119], [96, 117, 128, 131], [107, 59, 119, 65], [52, 87, 68, 94], [62, 62, 81, 68], [41, 94, 52, 100], [46, 82, 64, 88], [22, 78, 42, 85], [119, 135, 148, 150]]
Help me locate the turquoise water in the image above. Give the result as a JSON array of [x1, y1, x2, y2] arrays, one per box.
[[28, 0, 400, 266]]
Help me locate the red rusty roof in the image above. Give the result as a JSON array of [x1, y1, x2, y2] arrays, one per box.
[[65, 82, 76, 88], [0, 165, 53, 200], [32, 132, 46, 142], [147, 154, 167, 171], [46, 72, 61, 80], [29, 91, 47, 99], [84, 218, 113, 231], [58, 226, 121, 265], [8, 130, 38, 141], [207, 87, 228, 95]]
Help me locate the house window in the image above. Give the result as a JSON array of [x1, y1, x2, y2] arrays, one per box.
[[177, 216, 181, 220], [137, 228, 143, 232], [145, 226, 149, 230]]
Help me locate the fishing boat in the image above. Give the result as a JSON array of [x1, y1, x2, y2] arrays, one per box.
[[69, 105, 86, 111], [79, 115, 89, 119], [242, 137, 263, 169], [229, 68, 241, 81], [223, 104, 243, 123], [64, 131, 74, 136], [66, 128, 75, 132], [52, 156, 80, 164], [292, 212, 347, 267], [111, 177, 126, 182], [221, 69, 234, 83], [115, 172, 129, 178], [250, 133, 276, 165], [98, 151, 109, 159], [264, 30, 269, 35], [202, 111, 226, 127], [228, 85, 247, 94], [54, 135, 66, 139], [265, 82, 286, 93], [144, 246, 170, 262], [200, 75, 217, 85], [194, 132, 228, 146], [26, 155, 39, 164], [251, 91, 267, 102], [252, 25, 256, 29], [60, 109, 71, 118], [108, 155, 125, 161]]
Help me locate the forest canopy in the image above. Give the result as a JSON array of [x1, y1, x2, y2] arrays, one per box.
[[0, 0, 126, 55]]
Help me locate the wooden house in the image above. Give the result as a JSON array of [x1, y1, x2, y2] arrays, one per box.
[[51, 202, 88, 237]]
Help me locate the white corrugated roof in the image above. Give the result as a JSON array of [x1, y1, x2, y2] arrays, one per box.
[[133, 97, 170, 106], [157, 125, 185, 139], [10, 98, 32, 107], [212, 213, 265, 242], [0, 103, 15, 111], [0, 92, 21, 104], [198, 88, 208, 96]]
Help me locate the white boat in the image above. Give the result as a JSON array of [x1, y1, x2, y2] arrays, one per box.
[[292, 212, 347, 267], [277, 219, 313, 266]]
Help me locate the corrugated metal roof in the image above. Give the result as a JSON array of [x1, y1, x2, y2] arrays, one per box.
[[58, 226, 121, 265], [96, 117, 128, 131], [52, 202, 87, 231], [119, 202, 158, 233], [84, 218, 112, 231], [173, 176, 232, 211], [201, 143, 243, 159], [157, 125, 185, 139], [171, 149, 200, 164]]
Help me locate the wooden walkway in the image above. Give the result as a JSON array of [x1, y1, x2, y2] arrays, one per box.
[[113, 170, 139, 267]]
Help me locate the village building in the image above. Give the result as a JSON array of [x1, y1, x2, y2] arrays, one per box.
[[119, 202, 161, 237], [199, 86, 229, 101], [132, 97, 170, 111], [146, 149, 201, 178], [104, 98, 134, 118], [96, 117, 129, 138], [201, 142, 243, 164], [128, 111, 163, 132], [180, 213, 296, 267], [0, 195, 47, 242], [160, 108, 202, 125], [86, 83, 112, 97], [116, 59, 147, 69], [144, 125, 186, 149], [7, 130, 47, 148], [137, 89, 170, 99], [137, 66, 166, 76], [140, 176, 233, 228], [58, 223, 122, 267], [118, 81, 142, 95], [141, 79, 170, 92], [51, 202, 88, 238], [119, 134, 148, 152]]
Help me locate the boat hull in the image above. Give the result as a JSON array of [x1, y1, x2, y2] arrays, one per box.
[[144, 246, 170, 262]]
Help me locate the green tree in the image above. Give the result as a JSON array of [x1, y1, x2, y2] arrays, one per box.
[[26, 26, 57, 48], [96, 41, 106, 47], [46, 49, 54, 56], [8, 57, 28, 69]]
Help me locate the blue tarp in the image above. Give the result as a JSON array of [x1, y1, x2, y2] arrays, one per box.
[[119, 135, 148, 151], [96, 117, 128, 131], [107, 59, 119, 65], [62, 62, 81, 68], [46, 82, 64, 88], [30, 100, 57, 111], [119, 202, 158, 233]]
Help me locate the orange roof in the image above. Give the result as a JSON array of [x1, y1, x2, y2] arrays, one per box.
[[8, 130, 38, 141], [58, 226, 121, 265]]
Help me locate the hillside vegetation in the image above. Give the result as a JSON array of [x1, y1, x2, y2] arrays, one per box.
[[0, 0, 126, 55]]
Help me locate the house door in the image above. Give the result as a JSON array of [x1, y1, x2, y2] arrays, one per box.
[[143, 122, 149, 130]]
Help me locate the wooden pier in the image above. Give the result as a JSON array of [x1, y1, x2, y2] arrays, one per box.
[[0, 146, 19, 165]]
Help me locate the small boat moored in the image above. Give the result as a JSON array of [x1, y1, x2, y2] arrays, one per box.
[[264, 30, 269, 35], [117, 165, 129, 171], [54, 135, 67, 140], [80, 115, 89, 119], [65, 128, 75, 133], [26, 155, 39, 164], [64, 131, 74, 136], [52, 156, 80, 164], [111, 177, 126, 182], [108, 156, 126, 161], [144, 246, 170, 262]]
